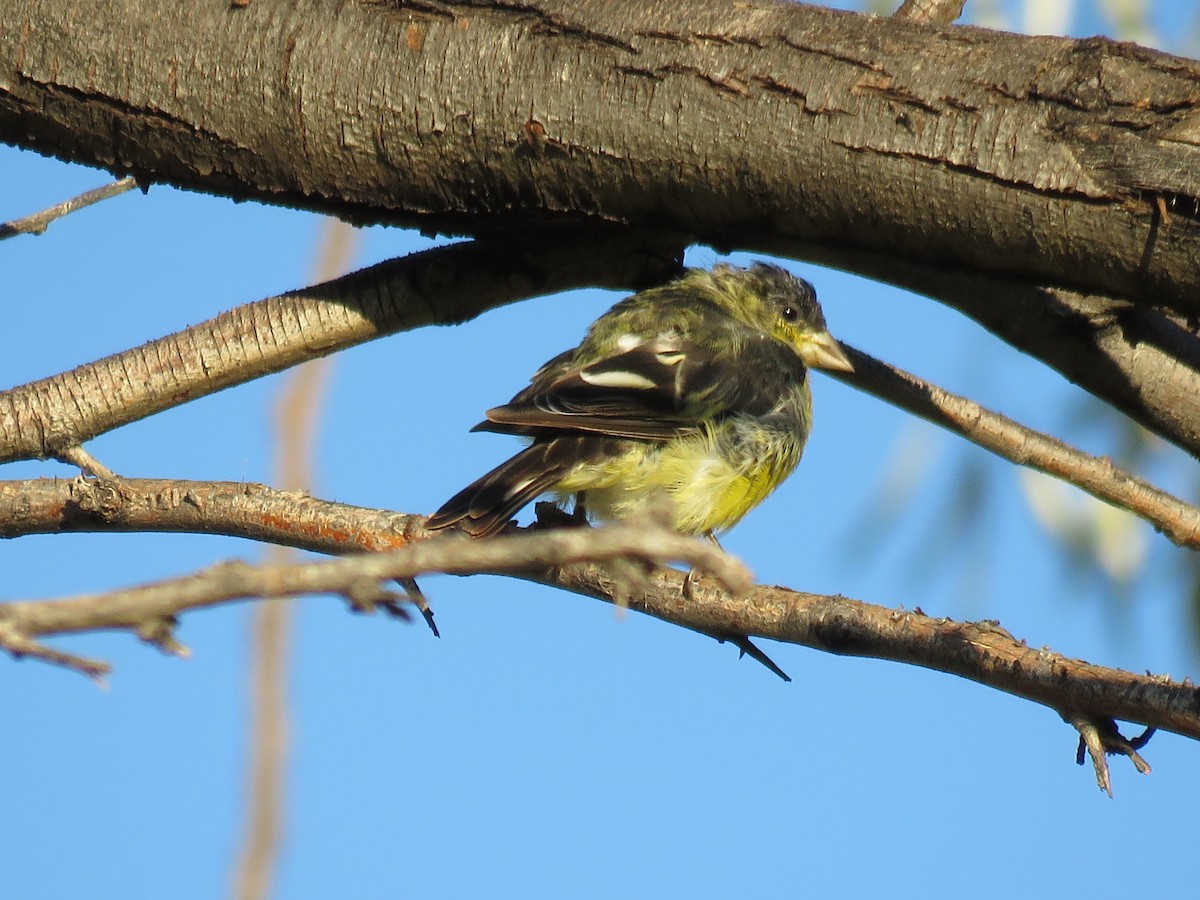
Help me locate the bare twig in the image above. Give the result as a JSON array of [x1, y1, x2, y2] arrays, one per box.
[[830, 343, 1200, 551], [894, 0, 966, 24], [0, 621, 110, 680], [1066, 713, 1155, 797], [0, 176, 138, 240], [55, 446, 119, 479], [0, 512, 749, 677]]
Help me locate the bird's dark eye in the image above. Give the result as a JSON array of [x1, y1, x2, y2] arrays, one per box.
[[781, 305, 798, 322]]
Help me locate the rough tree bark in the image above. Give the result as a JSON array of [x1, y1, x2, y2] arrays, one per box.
[[4, 0, 1199, 454]]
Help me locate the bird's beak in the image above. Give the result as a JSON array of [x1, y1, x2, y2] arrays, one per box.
[[800, 331, 854, 372]]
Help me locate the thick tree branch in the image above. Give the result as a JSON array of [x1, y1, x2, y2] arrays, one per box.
[[0, 477, 1195, 767], [0, 232, 683, 463], [3, 0, 1198, 313], [8, 0, 1199, 464]]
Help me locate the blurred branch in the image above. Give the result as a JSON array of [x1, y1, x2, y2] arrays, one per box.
[[0, 176, 137, 240], [231, 218, 354, 900], [0, 475, 1196, 777], [0, 231, 684, 465], [894, 0, 966, 24], [832, 343, 1200, 551], [233, 598, 289, 900]]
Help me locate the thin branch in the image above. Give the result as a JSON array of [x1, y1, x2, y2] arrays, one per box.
[[943, 282, 1200, 462], [0, 476, 1196, 756], [0, 231, 684, 464], [893, 0, 966, 24], [55, 446, 119, 479], [831, 343, 1200, 550], [543, 563, 1200, 744], [797, 241, 1200, 459], [0, 176, 138, 239], [0, 512, 750, 677], [0, 621, 111, 680]]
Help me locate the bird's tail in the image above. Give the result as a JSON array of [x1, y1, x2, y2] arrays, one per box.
[[425, 440, 580, 537]]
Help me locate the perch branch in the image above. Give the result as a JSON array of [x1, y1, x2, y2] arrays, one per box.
[[0, 476, 1196, 763], [830, 343, 1200, 550]]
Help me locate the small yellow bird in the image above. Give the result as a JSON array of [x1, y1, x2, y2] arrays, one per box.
[[426, 262, 851, 540]]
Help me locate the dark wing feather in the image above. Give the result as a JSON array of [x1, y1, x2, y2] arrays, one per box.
[[425, 436, 624, 537], [476, 334, 801, 441]]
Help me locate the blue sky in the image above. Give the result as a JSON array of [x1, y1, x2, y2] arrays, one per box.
[[3, 3, 1198, 898]]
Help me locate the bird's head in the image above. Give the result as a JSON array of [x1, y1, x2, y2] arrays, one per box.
[[703, 262, 853, 372]]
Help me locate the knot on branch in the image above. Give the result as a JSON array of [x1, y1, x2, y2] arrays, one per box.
[[136, 615, 190, 658], [68, 477, 125, 524]]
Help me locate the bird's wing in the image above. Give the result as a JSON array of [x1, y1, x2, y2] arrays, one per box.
[[425, 435, 621, 536], [475, 333, 802, 441]]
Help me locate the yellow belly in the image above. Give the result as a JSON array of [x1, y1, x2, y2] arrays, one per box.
[[555, 423, 805, 535]]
